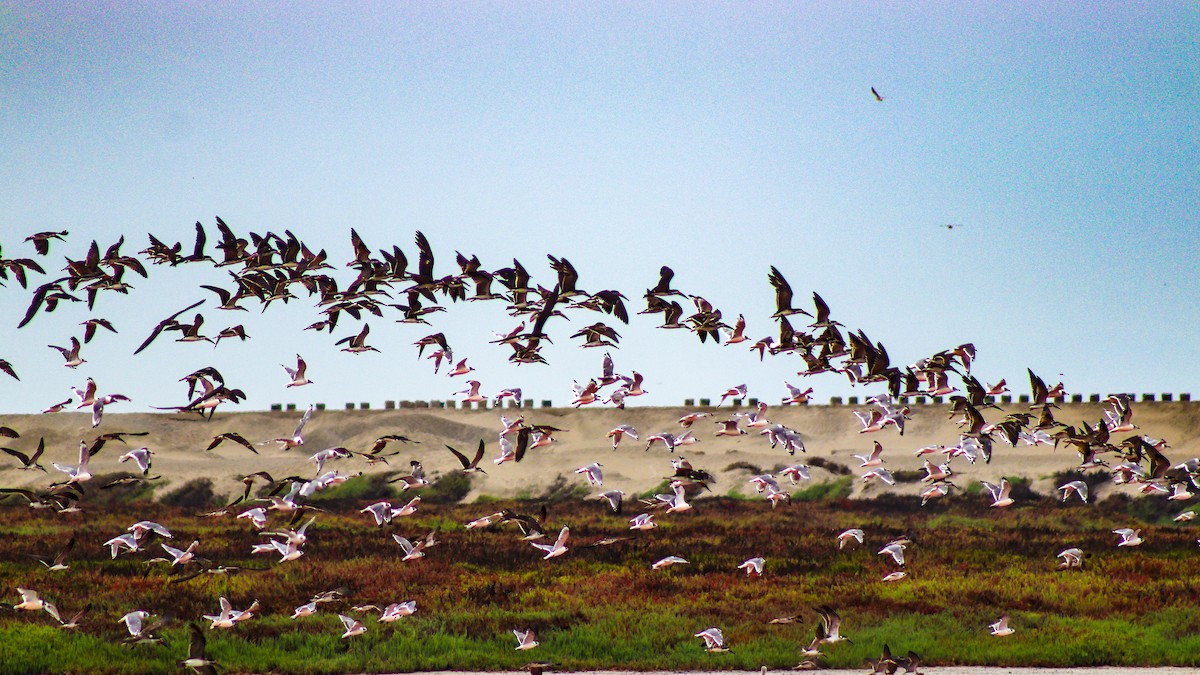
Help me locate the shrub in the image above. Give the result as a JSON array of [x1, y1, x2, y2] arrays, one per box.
[[159, 478, 218, 509], [792, 476, 853, 501], [422, 471, 473, 504]]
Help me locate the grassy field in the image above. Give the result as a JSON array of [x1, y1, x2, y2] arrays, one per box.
[[1, 482, 1199, 674]]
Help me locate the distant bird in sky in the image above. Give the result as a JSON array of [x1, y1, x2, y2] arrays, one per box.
[[871, 86, 885, 101]]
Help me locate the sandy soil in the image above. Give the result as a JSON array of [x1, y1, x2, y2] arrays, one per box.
[[1, 401, 1197, 502]]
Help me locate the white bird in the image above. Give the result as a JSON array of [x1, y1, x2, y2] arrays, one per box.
[[13, 587, 47, 611], [780, 464, 811, 483], [694, 626, 729, 652], [291, 601, 319, 619], [607, 424, 639, 450], [103, 533, 141, 558], [283, 354, 312, 387], [378, 601, 417, 622], [1174, 509, 1197, 523], [456, 379, 485, 404], [117, 447, 153, 475], [393, 531, 436, 561], [853, 441, 886, 468], [160, 540, 200, 567], [920, 482, 955, 506], [837, 528, 864, 550], [271, 404, 314, 450], [783, 382, 813, 405], [596, 490, 624, 513], [861, 467, 895, 486], [879, 542, 906, 566], [717, 384, 747, 406], [1056, 547, 1084, 569], [1058, 480, 1089, 503], [989, 615, 1015, 637], [981, 478, 1014, 508], [629, 513, 657, 530], [575, 462, 604, 486], [513, 628, 539, 650], [530, 526, 570, 559], [666, 481, 692, 513], [237, 507, 268, 529], [651, 555, 689, 570], [738, 557, 765, 576], [1113, 528, 1143, 547], [52, 441, 93, 485], [309, 446, 351, 474], [338, 613, 367, 638], [882, 570, 907, 582]]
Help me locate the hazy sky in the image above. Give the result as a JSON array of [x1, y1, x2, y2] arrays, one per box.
[[1, 3, 1197, 415]]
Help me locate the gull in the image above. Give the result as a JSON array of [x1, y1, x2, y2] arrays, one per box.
[[310, 446, 351, 474], [607, 425, 638, 450], [738, 402, 772, 428], [920, 482, 955, 506], [780, 464, 811, 483], [466, 511, 505, 529], [179, 622, 219, 675], [853, 409, 886, 434], [749, 474, 780, 493], [871, 86, 885, 101], [652, 555, 689, 570], [447, 358, 475, 377], [1113, 528, 1143, 547], [1174, 509, 1197, 523], [677, 412, 711, 428], [13, 587, 48, 611], [90, 392, 131, 428], [390, 461, 430, 490], [128, 520, 172, 541], [237, 507, 268, 529], [1058, 480, 1089, 503], [981, 478, 1014, 508], [837, 528, 864, 550], [282, 354, 313, 387], [270, 404, 314, 450], [442, 440, 486, 475], [879, 542, 906, 566], [666, 481, 692, 513], [913, 444, 943, 457], [393, 531, 437, 561], [31, 534, 76, 571], [1, 437, 47, 471], [117, 447, 153, 475], [161, 540, 200, 567], [760, 424, 806, 455], [853, 441, 886, 467], [882, 570, 907, 582], [765, 485, 791, 509], [595, 489, 624, 513], [989, 615, 1015, 637], [629, 513, 657, 530], [738, 557, 765, 576], [291, 601, 319, 619], [1168, 483, 1195, 501], [695, 627, 729, 652], [645, 432, 679, 453], [456, 379, 485, 404], [338, 614, 367, 638], [44, 601, 90, 630], [121, 610, 169, 644], [782, 383, 813, 405], [575, 462, 604, 485], [336, 323, 379, 353], [531, 526, 570, 559], [861, 467, 895, 486], [513, 628, 540, 650], [717, 384, 747, 406], [203, 597, 245, 629], [494, 387, 523, 408], [500, 416, 526, 437], [48, 337, 86, 368], [714, 419, 746, 437], [41, 397, 73, 414], [1057, 548, 1084, 570], [52, 440, 93, 485], [104, 532, 142, 558], [815, 605, 851, 644], [378, 601, 417, 622]]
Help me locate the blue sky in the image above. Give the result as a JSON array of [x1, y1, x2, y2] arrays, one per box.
[[1, 3, 1197, 414]]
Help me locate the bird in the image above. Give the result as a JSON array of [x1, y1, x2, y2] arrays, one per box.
[[530, 526, 570, 559], [338, 613, 367, 638], [575, 462, 604, 485], [837, 528, 864, 550], [513, 628, 540, 650], [178, 622, 219, 674], [1057, 548, 1084, 570], [738, 557, 765, 576], [651, 555, 689, 570], [871, 86, 885, 101], [446, 440, 487, 474], [1058, 480, 1089, 503], [1, 437, 46, 471], [283, 355, 313, 387], [981, 478, 1015, 508], [989, 615, 1015, 637], [694, 627, 729, 653], [814, 605, 851, 644], [1113, 528, 1143, 547], [48, 337, 86, 368]]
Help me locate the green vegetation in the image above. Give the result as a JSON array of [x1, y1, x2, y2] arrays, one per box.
[[0, 491, 1198, 673]]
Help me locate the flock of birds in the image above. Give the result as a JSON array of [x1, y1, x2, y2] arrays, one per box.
[[1, 222, 1199, 674]]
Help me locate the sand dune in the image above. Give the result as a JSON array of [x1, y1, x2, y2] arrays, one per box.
[[1, 401, 1197, 502]]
